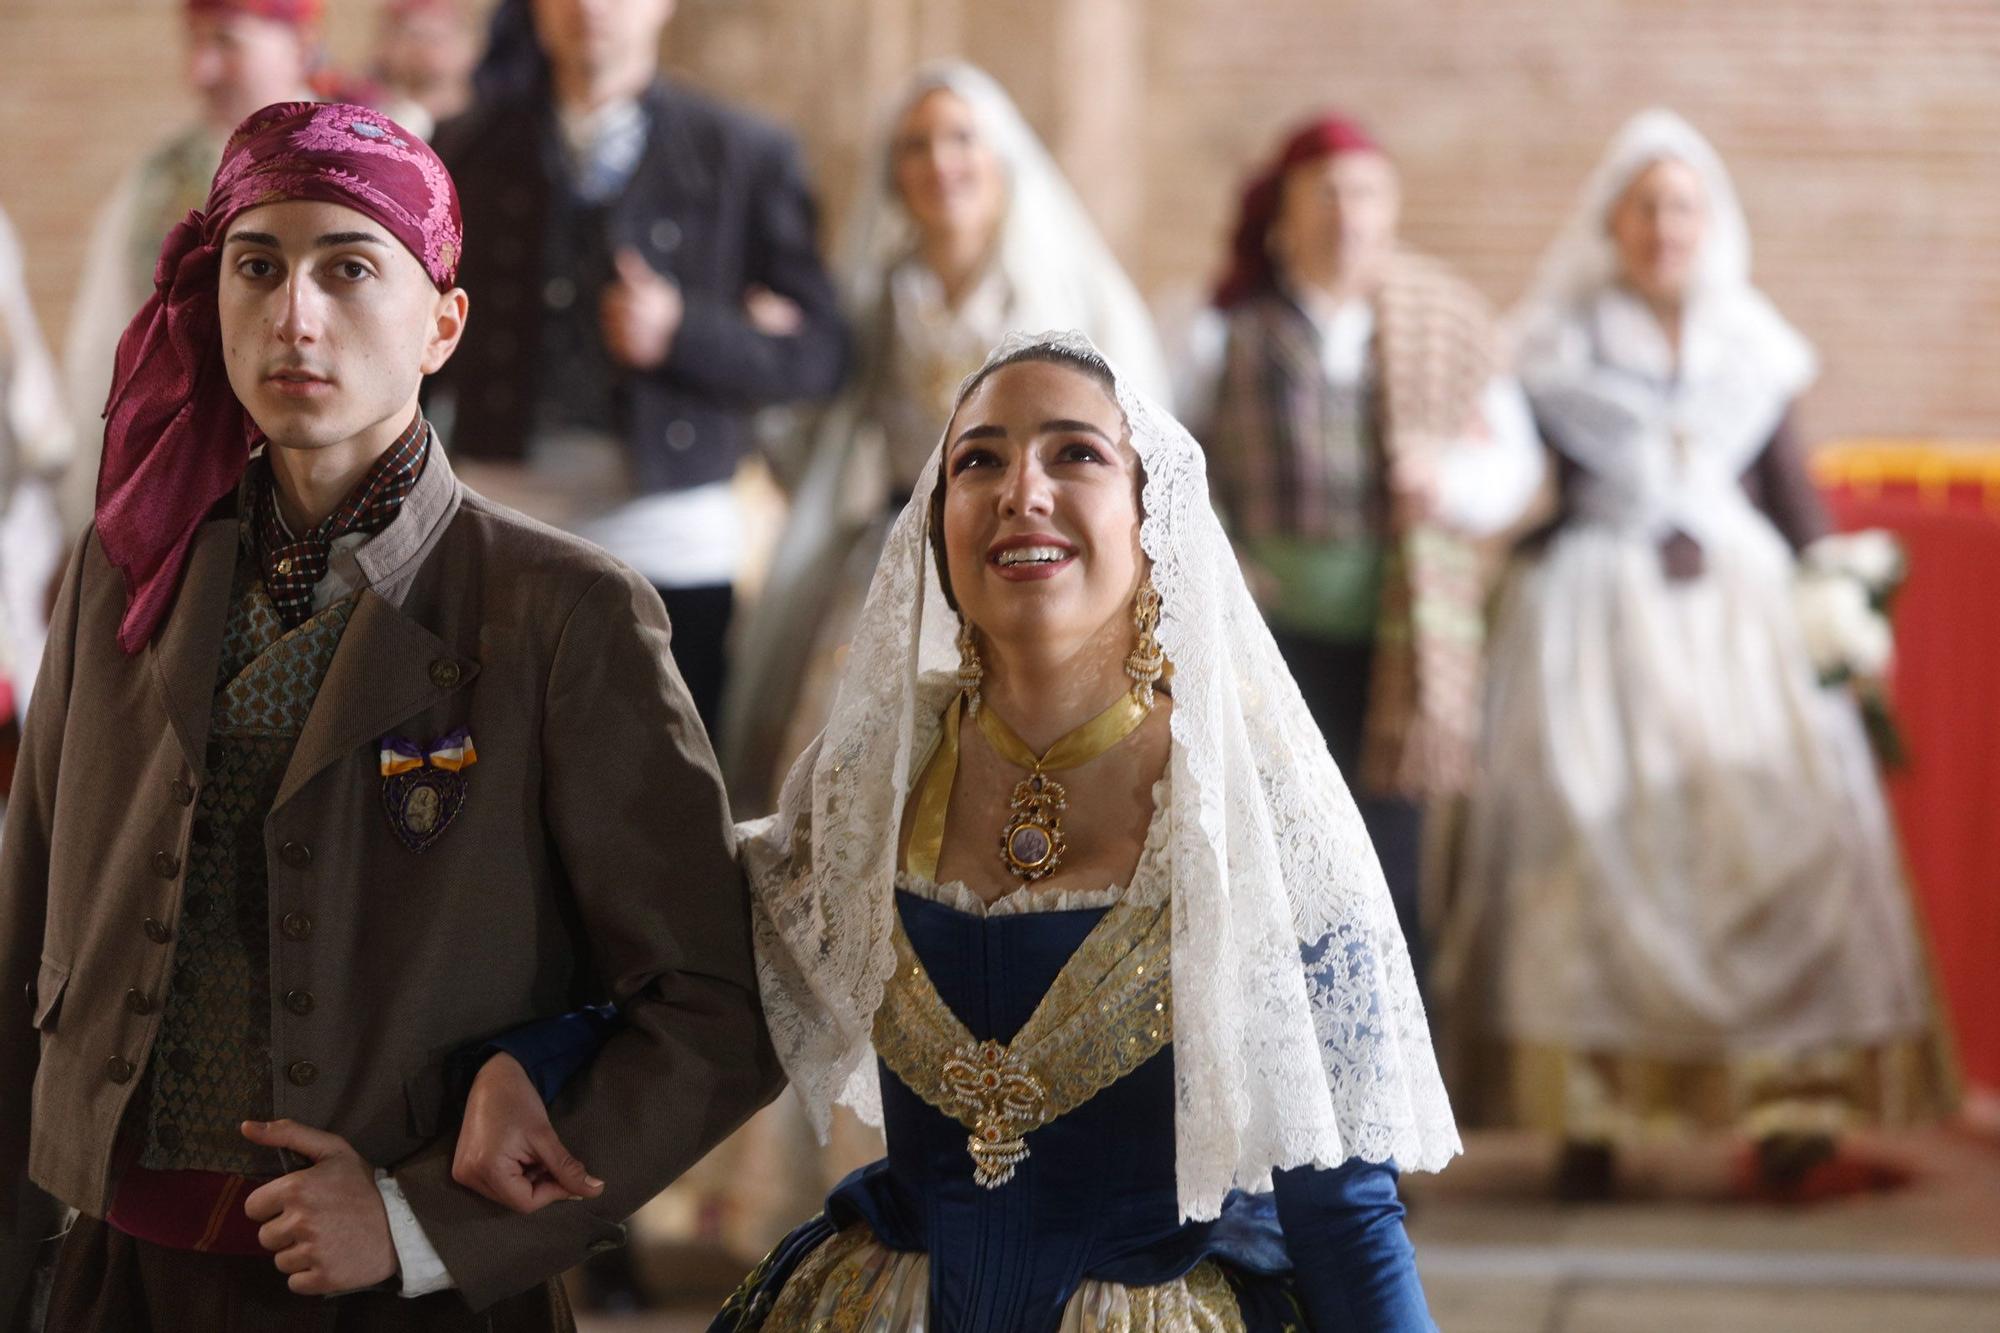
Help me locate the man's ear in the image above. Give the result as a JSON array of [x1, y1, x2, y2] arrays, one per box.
[[422, 287, 470, 375]]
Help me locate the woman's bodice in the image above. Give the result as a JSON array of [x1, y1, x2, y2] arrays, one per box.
[[828, 887, 1290, 1333]]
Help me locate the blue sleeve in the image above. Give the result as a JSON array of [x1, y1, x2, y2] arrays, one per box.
[[460, 1004, 620, 1106], [1273, 1160, 1436, 1333]]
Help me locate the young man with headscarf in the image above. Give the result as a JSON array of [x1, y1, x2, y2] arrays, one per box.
[[0, 102, 777, 1330], [1204, 115, 1547, 997], [429, 0, 848, 743]]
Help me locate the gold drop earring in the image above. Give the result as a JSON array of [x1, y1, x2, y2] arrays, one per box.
[[1125, 576, 1165, 710], [957, 618, 984, 716]]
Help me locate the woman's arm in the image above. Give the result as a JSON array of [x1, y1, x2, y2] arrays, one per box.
[[1741, 411, 1831, 552], [1273, 1160, 1437, 1332]]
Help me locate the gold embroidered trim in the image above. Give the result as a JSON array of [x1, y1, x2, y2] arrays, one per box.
[[873, 899, 1173, 1187]]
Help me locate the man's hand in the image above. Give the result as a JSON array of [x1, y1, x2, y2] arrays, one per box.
[[240, 1119, 398, 1295], [453, 1052, 603, 1216], [1389, 447, 1443, 530], [743, 283, 804, 336], [601, 248, 684, 370]]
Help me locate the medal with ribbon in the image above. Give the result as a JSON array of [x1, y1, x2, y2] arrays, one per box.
[[379, 727, 476, 852]]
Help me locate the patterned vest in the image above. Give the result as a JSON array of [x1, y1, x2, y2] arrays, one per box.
[[139, 549, 356, 1174]]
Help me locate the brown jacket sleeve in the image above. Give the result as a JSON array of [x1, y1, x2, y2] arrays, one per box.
[[0, 529, 88, 1235], [1741, 411, 1832, 551], [391, 565, 783, 1310]]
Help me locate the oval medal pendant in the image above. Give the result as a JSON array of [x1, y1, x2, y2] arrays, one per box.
[[1000, 773, 1067, 882]]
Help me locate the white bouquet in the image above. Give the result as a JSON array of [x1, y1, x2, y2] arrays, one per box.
[[1796, 529, 1908, 765]]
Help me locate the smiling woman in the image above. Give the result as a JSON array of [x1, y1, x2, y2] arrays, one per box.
[[455, 330, 1457, 1332]]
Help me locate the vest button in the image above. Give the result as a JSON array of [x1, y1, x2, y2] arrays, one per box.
[[287, 1060, 319, 1088], [169, 779, 194, 806], [104, 1057, 134, 1084], [279, 841, 312, 869], [284, 990, 315, 1017], [280, 912, 313, 942], [143, 918, 171, 945], [665, 419, 696, 452], [124, 989, 154, 1016], [151, 851, 180, 879], [429, 659, 462, 689]]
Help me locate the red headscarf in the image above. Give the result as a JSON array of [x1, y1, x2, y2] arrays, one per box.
[[97, 101, 462, 654], [1212, 115, 1383, 310], [185, 0, 324, 24]]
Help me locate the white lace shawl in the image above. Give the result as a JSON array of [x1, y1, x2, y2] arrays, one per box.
[[1511, 110, 1817, 513], [740, 331, 1460, 1221], [1512, 107, 1816, 441]]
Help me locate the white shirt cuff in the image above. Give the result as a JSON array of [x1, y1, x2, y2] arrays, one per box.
[[375, 1168, 456, 1296]]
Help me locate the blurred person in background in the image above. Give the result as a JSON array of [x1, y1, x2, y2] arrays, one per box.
[[722, 61, 1169, 810], [431, 0, 848, 741], [1203, 115, 1545, 1000], [60, 0, 322, 539], [370, 0, 480, 141], [1439, 110, 1951, 1201]]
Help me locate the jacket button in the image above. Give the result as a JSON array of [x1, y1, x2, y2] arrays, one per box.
[[169, 779, 194, 806], [279, 841, 312, 869], [287, 1060, 319, 1087], [104, 1057, 134, 1084], [143, 918, 172, 945], [429, 659, 462, 689], [21, 980, 31, 1008], [124, 989, 154, 1016], [665, 420, 696, 452], [284, 990, 315, 1017], [151, 851, 180, 879], [280, 912, 313, 942], [542, 277, 576, 310], [649, 219, 682, 252]]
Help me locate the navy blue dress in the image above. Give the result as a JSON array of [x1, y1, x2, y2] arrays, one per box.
[[494, 889, 1435, 1331]]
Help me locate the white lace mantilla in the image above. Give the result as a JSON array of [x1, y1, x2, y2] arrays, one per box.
[[740, 331, 1460, 1222]]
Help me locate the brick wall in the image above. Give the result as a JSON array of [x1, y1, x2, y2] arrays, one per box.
[[5, 0, 1997, 439]]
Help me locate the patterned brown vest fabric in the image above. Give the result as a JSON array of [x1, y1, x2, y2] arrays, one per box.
[[139, 550, 356, 1174]]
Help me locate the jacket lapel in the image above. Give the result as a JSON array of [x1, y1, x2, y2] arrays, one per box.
[[272, 589, 479, 813], [146, 517, 241, 779]]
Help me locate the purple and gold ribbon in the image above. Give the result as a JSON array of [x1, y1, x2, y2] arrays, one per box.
[[378, 728, 477, 777]]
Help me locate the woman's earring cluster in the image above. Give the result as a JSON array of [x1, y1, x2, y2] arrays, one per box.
[[1125, 575, 1165, 710]]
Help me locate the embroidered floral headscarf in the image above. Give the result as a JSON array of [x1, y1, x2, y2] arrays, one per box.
[[97, 101, 462, 654]]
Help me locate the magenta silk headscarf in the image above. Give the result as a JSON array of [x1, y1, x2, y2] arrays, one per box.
[[97, 100, 463, 654]]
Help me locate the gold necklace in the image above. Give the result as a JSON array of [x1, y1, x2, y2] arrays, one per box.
[[907, 690, 1152, 884]]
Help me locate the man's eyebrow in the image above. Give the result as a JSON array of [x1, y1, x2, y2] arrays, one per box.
[[221, 230, 388, 248]]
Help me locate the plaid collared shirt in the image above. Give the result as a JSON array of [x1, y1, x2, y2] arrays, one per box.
[[255, 413, 429, 627]]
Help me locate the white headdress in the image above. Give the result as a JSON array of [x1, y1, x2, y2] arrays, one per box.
[[741, 330, 1458, 1221], [836, 61, 1170, 399], [1512, 108, 1815, 407]]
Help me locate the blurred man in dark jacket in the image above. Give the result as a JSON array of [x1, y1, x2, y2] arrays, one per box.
[[432, 0, 847, 736]]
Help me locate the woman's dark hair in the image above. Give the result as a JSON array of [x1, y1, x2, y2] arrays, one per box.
[[928, 342, 1128, 612]]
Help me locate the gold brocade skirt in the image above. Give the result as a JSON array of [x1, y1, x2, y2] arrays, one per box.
[[755, 1225, 1250, 1332], [1457, 1034, 1957, 1143]]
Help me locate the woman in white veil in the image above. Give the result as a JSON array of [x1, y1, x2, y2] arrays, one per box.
[[1441, 111, 1949, 1200], [721, 63, 1170, 809], [456, 332, 1454, 1330]]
